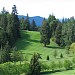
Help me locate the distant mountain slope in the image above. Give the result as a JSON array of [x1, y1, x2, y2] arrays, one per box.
[[18, 15, 44, 26]]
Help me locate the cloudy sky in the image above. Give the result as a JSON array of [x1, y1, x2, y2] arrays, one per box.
[[0, 0, 75, 18]]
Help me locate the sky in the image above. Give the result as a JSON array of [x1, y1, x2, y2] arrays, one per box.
[[0, 0, 75, 19]]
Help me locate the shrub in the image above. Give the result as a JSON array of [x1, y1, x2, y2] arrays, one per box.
[[26, 53, 41, 75], [72, 57, 75, 64], [47, 55, 49, 60], [64, 60, 73, 70], [54, 50, 57, 58], [41, 62, 50, 71], [65, 46, 70, 54], [60, 53, 63, 58], [57, 61, 63, 70], [51, 37, 56, 42], [50, 61, 56, 72], [70, 43, 75, 55]]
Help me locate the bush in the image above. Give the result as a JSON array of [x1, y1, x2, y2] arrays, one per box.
[[54, 50, 57, 58], [26, 53, 41, 75], [0, 62, 29, 75], [72, 57, 75, 64], [47, 55, 49, 60], [70, 43, 75, 55], [51, 37, 56, 42], [60, 53, 63, 58], [64, 60, 73, 70], [41, 62, 50, 71], [50, 61, 56, 72], [57, 61, 63, 70]]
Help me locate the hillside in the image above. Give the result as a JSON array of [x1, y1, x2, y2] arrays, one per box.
[[15, 30, 71, 61], [15, 30, 75, 75]]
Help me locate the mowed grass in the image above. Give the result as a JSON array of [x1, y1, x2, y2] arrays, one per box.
[[16, 30, 75, 75], [15, 30, 73, 61], [42, 69, 75, 75]]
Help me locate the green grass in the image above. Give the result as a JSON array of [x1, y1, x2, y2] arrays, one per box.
[[15, 30, 74, 75], [16, 30, 71, 60], [16, 30, 73, 61], [42, 69, 75, 75]]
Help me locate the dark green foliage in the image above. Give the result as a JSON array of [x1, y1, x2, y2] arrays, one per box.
[[40, 19, 51, 47], [55, 22, 62, 46], [27, 53, 41, 75], [61, 17, 75, 46], [0, 42, 11, 63], [30, 19, 37, 31], [0, 28, 7, 49], [47, 55, 49, 60], [24, 14, 30, 30], [20, 17, 25, 29], [48, 14, 58, 37], [0, 5, 20, 63], [60, 53, 63, 58]]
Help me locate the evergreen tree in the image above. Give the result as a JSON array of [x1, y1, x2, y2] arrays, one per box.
[[27, 53, 41, 75], [61, 17, 75, 46], [12, 5, 20, 38], [25, 14, 30, 30], [6, 14, 15, 46], [48, 14, 58, 37], [30, 19, 37, 31], [40, 19, 51, 47], [4, 41, 11, 62], [20, 17, 25, 29], [55, 22, 62, 46], [54, 50, 57, 58]]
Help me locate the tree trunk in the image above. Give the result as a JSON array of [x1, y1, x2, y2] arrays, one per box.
[[44, 43, 46, 47]]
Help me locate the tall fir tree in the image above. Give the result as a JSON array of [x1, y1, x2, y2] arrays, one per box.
[[55, 22, 62, 46], [25, 14, 30, 30], [27, 53, 41, 75], [20, 17, 25, 29], [30, 19, 37, 31], [40, 19, 51, 47]]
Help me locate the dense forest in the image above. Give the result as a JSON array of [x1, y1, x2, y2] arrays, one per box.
[[0, 5, 75, 75]]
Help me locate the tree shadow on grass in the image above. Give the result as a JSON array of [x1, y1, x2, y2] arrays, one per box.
[[29, 39, 40, 43], [16, 31, 40, 50], [16, 31, 31, 50], [46, 46, 64, 49], [41, 70, 62, 75], [21, 31, 30, 41]]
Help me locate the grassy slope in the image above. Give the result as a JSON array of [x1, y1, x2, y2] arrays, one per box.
[[16, 30, 68, 60], [42, 69, 75, 75], [16, 30, 74, 75]]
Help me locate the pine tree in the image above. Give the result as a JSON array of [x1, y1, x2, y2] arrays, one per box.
[[12, 5, 20, 38], [48, 14, 58, 37], [40, 19, 51, 47], [27, 53, 41, 75], [20, 17, 25, 29], [30, 19, 36, 31], [55, 22, 62, 46], [25, 14, 30, 30], [54, 50, 57, 58]]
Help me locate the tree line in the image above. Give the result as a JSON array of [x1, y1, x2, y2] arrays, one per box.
[[20, 14, 38, 31], [40, 15, 75, 47], [0, 5, 20, 62]]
